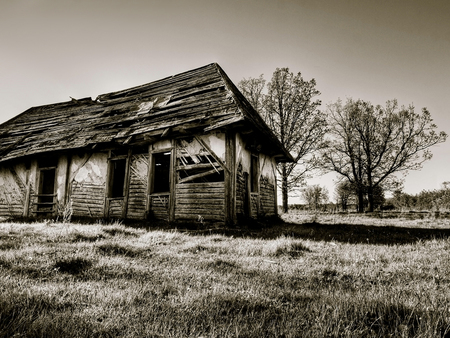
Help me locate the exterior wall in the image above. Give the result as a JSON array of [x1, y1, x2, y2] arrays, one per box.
[[127, 153, 148, 219], [258, 153, 277, 217], [174, 182, 225, 222], [235, 133, 278, 218], [235, 133, 248, 216], [0, 130, 278, 223], [149, 140, 172, 221], [69, 152, 107, 218], [0, 163, 29, 217], [173, 132, 226, 224]]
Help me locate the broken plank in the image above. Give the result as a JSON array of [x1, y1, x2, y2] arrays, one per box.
[[178, 167, 223, 184]]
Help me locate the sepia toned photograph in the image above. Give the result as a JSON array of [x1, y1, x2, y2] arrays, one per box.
[[0, 0, 449, 337]]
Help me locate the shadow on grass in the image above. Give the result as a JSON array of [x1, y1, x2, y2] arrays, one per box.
[[275, 222, 450, 245], [4, 215, 450, 246], [182, 217, 450, 245]]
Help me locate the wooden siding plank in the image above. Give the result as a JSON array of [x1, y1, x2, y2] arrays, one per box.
[[176, 198, 224, 205], [176, 193, 224, 200], [174, 213, 224, 221], [176, 182, 224, 189]]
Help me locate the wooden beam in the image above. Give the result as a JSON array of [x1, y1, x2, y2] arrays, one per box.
[[161, 127, 171, 138], [193, 135, 230, 174], [178, 167, 224, 184], [176, 162, 220, 171], [121, 149, 132, 219], [224, 131, 236, 225], [169, 140, 176, 222], [122, 135, 133, 145], [104, 151, 112, 218]]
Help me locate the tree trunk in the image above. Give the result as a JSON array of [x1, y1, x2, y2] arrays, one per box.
[[367, 171, 374, 212], [281, 163, 289, 213], [367, 186, 374, 212], [357, 188, 364, 213]]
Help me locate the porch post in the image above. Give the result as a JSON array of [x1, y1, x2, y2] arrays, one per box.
[[225, 131, 236, 225]]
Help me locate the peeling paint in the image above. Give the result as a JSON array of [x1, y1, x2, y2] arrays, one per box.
[[199, 132, 226, 160], [152, 139, 171, 151], [71, 153, 108, 184]]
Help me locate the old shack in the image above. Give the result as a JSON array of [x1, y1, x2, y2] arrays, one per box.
[[0, 63, 292, 225]]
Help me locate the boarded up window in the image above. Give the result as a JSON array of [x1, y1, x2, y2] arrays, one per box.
[[152, 152, 171, 193]]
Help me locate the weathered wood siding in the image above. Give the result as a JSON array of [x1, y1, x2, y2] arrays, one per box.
[[235, 133, 278, 218], [108, 198, 124, 218], [69, 152, 107, 218], [250, 193, 258, 217], [127, 154, 148, 219], [175, 182, 225, 222], [259, 176, 276, 216], [149, 193, 170, 220], [0, 165, 27, 217], [235, 163, 246, 215], [71, 182, 105, 217]]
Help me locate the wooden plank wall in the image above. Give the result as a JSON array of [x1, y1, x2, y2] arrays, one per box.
[[175, 182, 225, 222], [127, 154, 148, 219], [235, 163, 245, 215], [71, 182, 105, 217], [259, 176, 276, 216], [108, 198, 123, 218], [250, 193, 258, 217], [0, 167, 26, 217], [0, 191, 24, 217], [149, 193, 170, 221]]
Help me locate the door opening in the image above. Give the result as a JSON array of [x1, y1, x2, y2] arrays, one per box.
[[37, 168, 56, 214]]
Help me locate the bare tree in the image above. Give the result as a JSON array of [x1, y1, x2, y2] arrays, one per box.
[[239, 68, 327, 212], [301, 185, 329, 211], [238, 75, 266, 113], [323, 99, 447, 212], [334, 181, 355, 211]]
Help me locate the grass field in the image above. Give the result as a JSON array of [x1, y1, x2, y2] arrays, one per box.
[[1, 212, 450, 337]]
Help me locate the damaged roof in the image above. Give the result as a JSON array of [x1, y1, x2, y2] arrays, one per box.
[[0, 63, 293, 163]]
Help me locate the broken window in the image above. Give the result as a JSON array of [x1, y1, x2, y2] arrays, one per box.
[[250, 154, 258, 193], [109, 159, 127, 198], [152, 152, 171, 193], [176, 137, 224, 184]]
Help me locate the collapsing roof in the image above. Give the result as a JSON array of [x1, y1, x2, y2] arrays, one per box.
[[0, 63, 292, 163]]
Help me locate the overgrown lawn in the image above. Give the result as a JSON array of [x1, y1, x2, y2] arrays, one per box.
[[1, 215, 450, 337]]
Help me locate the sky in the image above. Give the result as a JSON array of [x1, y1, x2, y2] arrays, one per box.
[[1, 0, 449, 203]]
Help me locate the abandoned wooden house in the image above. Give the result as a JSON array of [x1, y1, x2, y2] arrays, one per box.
[[0, 63, 292, 225]]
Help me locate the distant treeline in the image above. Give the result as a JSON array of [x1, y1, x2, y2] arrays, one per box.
[[288, 183, 450, 213], [388, 184, 450, 211]]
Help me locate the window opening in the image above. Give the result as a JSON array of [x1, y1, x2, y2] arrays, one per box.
[[250, 154, 258, 193], [152, 152, 171, 193], [176, 138, 224, 184], [110, 159, 127, 198]]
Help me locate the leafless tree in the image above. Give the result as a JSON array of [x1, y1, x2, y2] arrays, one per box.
[[323, 99, 447, 212], [301, 184, 329, 211], [239, 68, 327, 212]]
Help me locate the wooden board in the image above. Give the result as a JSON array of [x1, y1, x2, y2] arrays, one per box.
[[174, 182, 225, 222]]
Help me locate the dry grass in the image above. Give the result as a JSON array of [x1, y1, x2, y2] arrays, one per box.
[[1, 214, 450, 337]]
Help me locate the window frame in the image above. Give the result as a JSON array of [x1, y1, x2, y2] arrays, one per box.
[[108, 157, 128, 198], [150, 150, 172, 194]]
